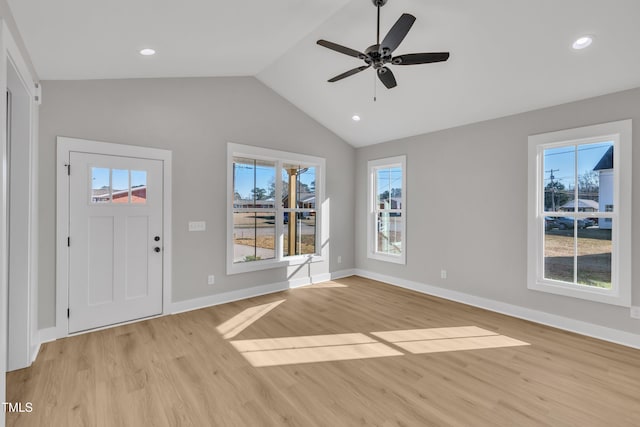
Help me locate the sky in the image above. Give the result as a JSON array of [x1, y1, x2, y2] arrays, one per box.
[[543, 141, 612, 190], [92, 168, 147, 191]]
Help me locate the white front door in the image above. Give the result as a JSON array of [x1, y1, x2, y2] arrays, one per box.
[[68, 152, 163, 333]]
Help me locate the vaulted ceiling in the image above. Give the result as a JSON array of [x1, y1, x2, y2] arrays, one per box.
[[8, 0, 640, 146]]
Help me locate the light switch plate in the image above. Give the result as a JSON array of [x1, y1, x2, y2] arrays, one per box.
[[188, 221, 206, 232]]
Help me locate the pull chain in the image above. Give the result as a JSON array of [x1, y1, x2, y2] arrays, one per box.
[[373, 70, 377, 102]]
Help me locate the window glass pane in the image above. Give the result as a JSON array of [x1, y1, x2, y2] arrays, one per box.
[[282, 164, 316, 210], [131, 170, 147, 204], [544, 217, 575, 282], [233, 158, 276, 207], [233, 212, 276, 263], [543, 146, 575, 212], [577, 223, 612, 289], [112, 169, 130, 204], [577, 141, 613, 213], [376, 212, 403, 255], [91, 167, 111, 203], [376, 166, 402, 209], [284, 212, 316, 257], [377, 168, 391, 208]]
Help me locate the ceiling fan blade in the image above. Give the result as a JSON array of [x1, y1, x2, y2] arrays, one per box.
[[392, 52, 450, 65], [317, 40, 365, 58], [380, 13, 416, 54], [328, 65, 371, 82], [377, 67, 397, 89]]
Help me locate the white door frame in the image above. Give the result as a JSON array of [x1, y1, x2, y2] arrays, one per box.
[[56, 137, 172, 338], [2, 21, 39, 373]]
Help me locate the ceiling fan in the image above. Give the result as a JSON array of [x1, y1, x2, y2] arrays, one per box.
[[317, 0, 450, 89]]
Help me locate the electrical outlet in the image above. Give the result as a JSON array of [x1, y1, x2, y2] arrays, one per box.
[[207, 275, 215, 285], [441, 270, 447, 279], [188, 221, 206, 232], [631, 306, 640, 319], [337, 255, 342, 264]]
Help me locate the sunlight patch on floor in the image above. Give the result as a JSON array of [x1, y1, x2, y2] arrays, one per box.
[[216, 299, 285, 339], [231, 333, 402, 367], [372, 326, 529, 354], [299, 282, 348, 289]]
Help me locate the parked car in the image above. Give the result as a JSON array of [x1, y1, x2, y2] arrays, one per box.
[[544, 217, 558, 231], [553, 217, 591, 229]]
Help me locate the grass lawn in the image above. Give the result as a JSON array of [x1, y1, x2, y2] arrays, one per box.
[[544, 229, 612, 288]]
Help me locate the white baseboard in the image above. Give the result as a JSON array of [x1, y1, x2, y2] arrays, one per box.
[[170, 270, 354, 314], [354, 269, 640, 350], [39, 327, 58, 344]]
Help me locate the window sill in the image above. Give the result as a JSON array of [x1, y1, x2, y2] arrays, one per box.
[[528, 279, 630, 307], [227, 254, 323, 275], [368, 252, 406, 265]]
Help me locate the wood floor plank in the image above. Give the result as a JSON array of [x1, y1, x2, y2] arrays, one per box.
[[7, 276, 640, 426]]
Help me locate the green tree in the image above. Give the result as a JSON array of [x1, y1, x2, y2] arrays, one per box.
[[251, 187, 267, 201], [544, 181, 569, 211]]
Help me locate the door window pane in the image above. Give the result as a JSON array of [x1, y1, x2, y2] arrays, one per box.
[[577, 224, 612, 289], [233, 212, 276, 263], [91, 167, 111, 203], [112, 169, 130, 204], [131, 170, 147, 204]]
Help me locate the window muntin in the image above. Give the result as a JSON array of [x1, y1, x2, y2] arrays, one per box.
[[228, 144, 325, 274], [368, 157, 406, 264], [528, 119, 631, 307]]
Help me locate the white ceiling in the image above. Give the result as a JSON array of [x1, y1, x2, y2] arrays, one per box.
[[9, 0, 640, 147]]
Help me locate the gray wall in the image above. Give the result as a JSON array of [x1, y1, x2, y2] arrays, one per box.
[[0, 0, 38, 81], [38, 77, 355, 328], [356, 87, 640, 335]]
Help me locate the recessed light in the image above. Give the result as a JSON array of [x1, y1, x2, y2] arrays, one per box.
[[572, 36, 593, 50], [139, 48, 156, 56], [352, 115, 361, 121]]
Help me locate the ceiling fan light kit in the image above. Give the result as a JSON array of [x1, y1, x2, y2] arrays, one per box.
[[317, 0, 450, 90]]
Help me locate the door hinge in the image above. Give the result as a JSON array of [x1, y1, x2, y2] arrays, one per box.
[[34, 83, 42, 105], [67, 237, 70, 247], [65, 163, 71, 175], [67, 308, 70, 318]]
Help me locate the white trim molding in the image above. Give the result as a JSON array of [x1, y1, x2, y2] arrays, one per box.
[[354, 269, 640, 350], [226, 142, 327, 275], [367, 155, 406, 265], [527, 120, 632, 307], [56, 137, 173, 339]]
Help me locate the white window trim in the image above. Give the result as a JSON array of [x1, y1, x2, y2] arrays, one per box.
[[367, 155, 406, 265], [227, 143, 325, 275], [527, 120, 632, 307]]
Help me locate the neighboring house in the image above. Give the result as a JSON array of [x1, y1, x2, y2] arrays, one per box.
[[559, 198, 599, 212], [593, 146, 614, 229], [233, 198, 276, 209], [92, 185, 147, 204]]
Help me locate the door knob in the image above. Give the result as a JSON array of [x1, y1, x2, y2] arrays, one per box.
[[154, 236, 160, 241], [154, 247, 161, 253]]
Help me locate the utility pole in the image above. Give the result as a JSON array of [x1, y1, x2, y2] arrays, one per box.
[[546, 168, 559, 211]]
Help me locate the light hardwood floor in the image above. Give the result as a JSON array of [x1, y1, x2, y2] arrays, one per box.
[[7, 276, 640, 426]]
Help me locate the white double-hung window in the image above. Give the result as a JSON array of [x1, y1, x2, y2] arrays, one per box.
[[368, 156, 406, 264], [227, 143, 325, 274], [527, 120, 631, 306]]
